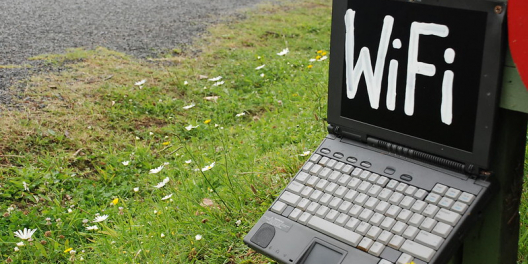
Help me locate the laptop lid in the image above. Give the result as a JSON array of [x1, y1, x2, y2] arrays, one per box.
[[327, 0, 506, 173]]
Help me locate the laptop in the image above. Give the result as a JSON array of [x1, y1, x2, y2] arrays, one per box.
[[244, 0, 506, 263]]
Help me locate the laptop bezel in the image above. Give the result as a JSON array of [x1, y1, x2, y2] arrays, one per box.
[[326, 0, 506, 171]]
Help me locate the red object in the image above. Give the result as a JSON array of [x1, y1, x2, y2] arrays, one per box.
[[508, 0, 528, 90]]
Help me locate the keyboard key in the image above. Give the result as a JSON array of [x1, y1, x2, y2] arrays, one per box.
[[300, 186, 314, 198], [315, 179, 329, 191], [435, 208, 461, 226], [337, 175, 352, 185], [358, 181, 372, 193], [451, 201, 469, 214], [325, 209, 340, 222], [438, 197, 455, 209], [445, 188, 462, 199], [289, 208, 303, 221], [342, 164, 354, 174], [271, 201, 287, 214], [295, 171, 310, 184], [376, 176, 389, 187], [404, 185, 418, 196], [310, 190, 324, 201], [410, 200, 427, 213], [402, 225, 419, 240], [432, 183, 448, 195], [307, 216, 362, 247], [338, 201, 353, 213], [367, 173, 380, 183], [377, 230, 393, 245], [400, 240, 436, 262], [395, 183, 408, 193], [326, 159, 337, 169], [335, 213, 350, 226], [396, 253, 414, 264], [334, 186, 349, 198], [378, 188, 393, 201], [279, 191, 301, 206], [386, 205, 402, 218], [388, 235, 405, 249], [380, 217, 396, 230], [391, 221, 407, 235], [358, 237, 375, 252], [375, 201, 390, 214], [415, 230, 444, 250], [309, 154, 321, 163], [344, 189, 359, 202], [359, 170, 371, 180], [355, 193, 369, 206], [347, 177, 362, 189], [399, 196, 416, 209], [325, 182, 339, 194], [309, 164, 323, 175], [379, 260, 393, 264], [349, 204, 364, 217], [356, 222, 371, 235], [365, 197, 380, 210], [458, 192, 475, 204], [408, 213, 425, 227], [367, 225, 383, 239], [318, 156, 329, 166], [359, 209, 375, 222], [425, 193, 441, 204], [302, 162, 314, 172], [319, 193, 332, 205], [345, 217, 361, 230], [423, 204, 440, 218], [328, 171, 342, 182], [420, 217, 437, 232], [351, 167, 363, 177], [386, 180, 399, 190], [432, 222, 453, 238], [306, 202, 320, 214], [368, 241, 385, 257], [389, 192, 404, 204], [297, 198, 311, 210], [318, 167, 333, 179], [306, 175, 319, 187], [368, 185, 383, 197], [396, 209, 412, 223], [334, 162, 346, 172], [329, 197, 343, 209], [286, 181, 304, 194], [414, 189, 428, 200], [316, 206, 330, 218], [298, 212, 312, 224], [369, 212, 385, 226]]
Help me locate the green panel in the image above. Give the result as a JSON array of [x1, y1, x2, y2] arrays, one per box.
[[500, 51, 528, 114]]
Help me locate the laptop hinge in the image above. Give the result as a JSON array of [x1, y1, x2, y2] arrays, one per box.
[[366, 137, 481, 175]]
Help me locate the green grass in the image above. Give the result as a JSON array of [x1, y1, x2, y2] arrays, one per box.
[[0, 0, 526, 263], [0, 0, 331, 263]]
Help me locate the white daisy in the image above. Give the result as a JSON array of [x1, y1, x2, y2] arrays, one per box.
[[255, 64, 266, 70], [185, 124, 199, 131], [201, 162, 216, 172], [161, 194, 173, 200], [133, 187, 139, 192], [183, 81, 189, 85], [16, 241, 24, 247], [92, 215, 109, 223], [299, 151, 311, 157], [318, 56, 328, 61], [13, 228, 36, 240], [86, 225, 98, 231], [208, 76, 222, 82], [154, 178, 169, 189], [260, 73, 265, 77], [195, 234, 202, 241], [182, 103, 195, 110], [235, 112, 246, 117], [122, 161, 130, 166], [22, 181, 29, 191], [149, 165, 164, 174], [135, 79, 146, 86], [213, 81, 224, 86], [162, 177, 170, 184], [277, 48, 289, 56], [161, 233, 165, 238], [14, 247, 19, 252]]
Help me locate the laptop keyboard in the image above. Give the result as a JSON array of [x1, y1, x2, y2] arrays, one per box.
[[270, 153, 476, 264]]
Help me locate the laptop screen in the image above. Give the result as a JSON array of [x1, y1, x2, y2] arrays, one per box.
[[327, 0, 506, 169]]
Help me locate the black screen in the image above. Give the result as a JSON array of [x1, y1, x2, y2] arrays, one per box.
[[301, 243, 343, 264], [339, 0, 487, 152]]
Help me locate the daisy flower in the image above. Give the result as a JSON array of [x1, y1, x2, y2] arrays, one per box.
[[201, 162, 216, 172], [161, 194, 173, 200], [236, 112, 246, 117], [208, 76, 222, 82], [255, 64, 266, 70], [133, 187, 139, 192], [23, 181, 29, 191], [122, 161, 130, 166], [13, 228, 37, 240], [299, 151, 311, 157], [86, 225, 98, 231], [195, 234, 202, 241], [149, 165, 165, 174], [213, 81, 224, 86], [16, 241, 24, 247], [14, 247, 19, 252], [154, 177, 170, 188], [185, 160, 192, 164], [277, 48, 289, 56], [185, 124, 199, 131], [182, 103, 195, 110], [92, 215, 109, 223], [135, 79, 146, 86]]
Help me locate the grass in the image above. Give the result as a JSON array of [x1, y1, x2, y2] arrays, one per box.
[[0, 0, 526, 263], [0, 0, 331, 263]]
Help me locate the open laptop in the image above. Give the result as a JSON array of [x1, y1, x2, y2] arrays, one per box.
[[244, 0, 506, 263]]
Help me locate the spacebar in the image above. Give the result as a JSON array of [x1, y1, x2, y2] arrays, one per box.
[[307, 216, 362, 247]]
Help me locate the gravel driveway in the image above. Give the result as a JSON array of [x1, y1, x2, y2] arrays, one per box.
[[0, 0, 276, 107]]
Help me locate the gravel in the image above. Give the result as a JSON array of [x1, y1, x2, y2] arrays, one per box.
[[0, 0, 277, 107]]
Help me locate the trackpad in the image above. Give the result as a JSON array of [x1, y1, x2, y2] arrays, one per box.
[[299, 241, 345, 264]]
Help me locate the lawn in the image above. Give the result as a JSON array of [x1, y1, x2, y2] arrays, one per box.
[[0, 0, 526, 263]]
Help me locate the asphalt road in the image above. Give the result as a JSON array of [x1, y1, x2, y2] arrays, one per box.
[[0, 0, 276, 107]]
